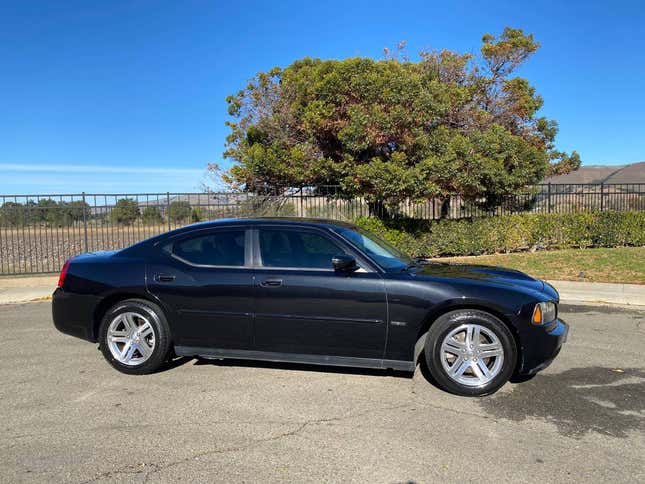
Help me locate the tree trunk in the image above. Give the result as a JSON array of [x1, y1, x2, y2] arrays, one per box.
[[368, 199, 390, 219], [439, 197, 451, 219]]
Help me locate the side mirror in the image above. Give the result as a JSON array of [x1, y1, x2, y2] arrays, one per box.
[[332, 254, 358, 272]]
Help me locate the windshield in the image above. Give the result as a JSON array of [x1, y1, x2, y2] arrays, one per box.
[[334, 226, 413, 271]]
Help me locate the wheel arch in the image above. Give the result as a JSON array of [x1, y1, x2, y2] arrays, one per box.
[[92, 292, 165, 342], [412, 302, 523, 373]]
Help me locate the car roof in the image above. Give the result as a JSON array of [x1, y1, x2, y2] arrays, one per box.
[[177, 217, 359, 231], [122, 217, 360, 254]]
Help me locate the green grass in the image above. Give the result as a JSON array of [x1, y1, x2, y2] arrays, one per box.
[[437, 246, 645, 284]]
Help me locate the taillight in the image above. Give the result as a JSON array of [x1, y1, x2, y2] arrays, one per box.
[[57, 259, 71, 288]]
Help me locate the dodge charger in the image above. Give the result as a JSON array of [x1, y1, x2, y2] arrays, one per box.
[[52, 218, 568, 396]]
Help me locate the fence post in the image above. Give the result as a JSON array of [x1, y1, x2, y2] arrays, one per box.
[[82, 192, 88, 252], [167, 192, 171, 230], [547, 183, 552, 213], [600, 182, 605, 211]]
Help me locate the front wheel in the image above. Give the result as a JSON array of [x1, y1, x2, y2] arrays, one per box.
[[424, 310, 517, 396], [99, 299, 172, 375]]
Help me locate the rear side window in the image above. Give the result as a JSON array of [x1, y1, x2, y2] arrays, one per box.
[[259, 229, 345, 269], [173, 230, 246, 266]]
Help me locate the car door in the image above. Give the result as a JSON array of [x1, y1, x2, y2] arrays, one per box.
[[146, 227, 254, 349], [252, 225, 388, 360]]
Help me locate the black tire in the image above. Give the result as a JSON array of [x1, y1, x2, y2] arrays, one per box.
[[99, 299, 172, 375], [424, 309, 517, 397]]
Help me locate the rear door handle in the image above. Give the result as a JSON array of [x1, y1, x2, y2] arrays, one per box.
[[154, 274, 176, 282], [260, 278, 283, 287]]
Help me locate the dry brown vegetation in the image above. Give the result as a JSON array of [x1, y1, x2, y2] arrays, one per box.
[[0, 224, 173, 274]]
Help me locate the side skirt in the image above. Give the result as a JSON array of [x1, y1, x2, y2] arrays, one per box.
[[174, 346, 416, 372]]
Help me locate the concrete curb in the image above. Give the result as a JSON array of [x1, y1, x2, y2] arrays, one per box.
[[0, 276, 57, 305], [547, 280, 645, 307], [0, 286, 55, 305]]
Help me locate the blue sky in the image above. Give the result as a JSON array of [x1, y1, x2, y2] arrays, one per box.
[[1, 0, 644, 194]]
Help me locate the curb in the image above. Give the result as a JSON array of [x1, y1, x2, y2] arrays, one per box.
[[0, 286, 55, 305], [547, 280, 645, 307], [0, 276, 57, 305]]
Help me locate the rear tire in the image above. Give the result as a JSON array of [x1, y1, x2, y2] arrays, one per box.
[[424, 310, 517, 396], [99, 299, 172, 375]]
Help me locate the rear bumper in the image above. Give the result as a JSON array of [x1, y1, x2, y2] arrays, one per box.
[[518, 318, 569, 375], [51, 288, 98, 342]]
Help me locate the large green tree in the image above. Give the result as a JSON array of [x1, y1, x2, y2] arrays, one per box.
[[222, 27, 580, 214]]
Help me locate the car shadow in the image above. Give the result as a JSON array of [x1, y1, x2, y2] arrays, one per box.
[[159, 356, 194, 372], [191, 356, 415, 379], [170, 353, 473, 386], [479, 366, 645, 438]]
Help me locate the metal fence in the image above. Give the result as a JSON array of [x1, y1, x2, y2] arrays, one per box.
[[1, 183, 644, 275]]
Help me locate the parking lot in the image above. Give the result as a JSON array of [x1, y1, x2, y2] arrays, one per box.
[[1, 302, 644, 483]]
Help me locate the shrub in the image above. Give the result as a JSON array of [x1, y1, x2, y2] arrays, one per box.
[[109, 198, 140, 225], [236, 198, 296, 217], [0, 201, 26, 226], [58, 201, 91, 226], [169, 201, 192, 223], [141, 206, 164, 225], [0, 199, 90, 227], [191, 207, 206, 223], [354, 211, 645, 258], [305, 199, 363, 221]]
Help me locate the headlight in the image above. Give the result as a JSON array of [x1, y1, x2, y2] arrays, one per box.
[[532, 301, 557, 325]]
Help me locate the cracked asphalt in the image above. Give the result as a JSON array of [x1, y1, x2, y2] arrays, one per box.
[[1, 302, 644, 483]]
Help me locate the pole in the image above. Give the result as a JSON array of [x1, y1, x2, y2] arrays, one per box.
[[167, 192, 171, 230], [82, 192, 88, 252], [547, 183, 552, 213]]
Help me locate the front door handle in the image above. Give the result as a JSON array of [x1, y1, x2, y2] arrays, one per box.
[[260, 278, 283, 287], [154, 274, 176, 282]]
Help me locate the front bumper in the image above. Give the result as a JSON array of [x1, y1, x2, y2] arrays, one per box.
[[518, 317, 569, 375]]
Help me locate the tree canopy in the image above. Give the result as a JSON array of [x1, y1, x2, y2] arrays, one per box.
[[168, 200, 192, 223], [0, 199, 90, 226], [222, 27, 580, 208], [109, 198, 140, 225], [142, 206, 164, 225]]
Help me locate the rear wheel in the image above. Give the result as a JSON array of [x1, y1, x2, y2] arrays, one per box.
[[99, 299, 172, 375], [424, 310, 517, 396]]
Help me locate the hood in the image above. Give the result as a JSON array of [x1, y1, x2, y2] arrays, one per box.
[[412, 261, 545, 293]]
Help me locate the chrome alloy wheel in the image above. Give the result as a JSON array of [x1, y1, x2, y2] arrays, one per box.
[[107, 312, 155, 366], [440, 323, 504, 387]]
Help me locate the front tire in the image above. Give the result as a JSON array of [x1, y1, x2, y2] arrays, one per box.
[[99, 299, 172, 375], [424, 310, 517, 396]]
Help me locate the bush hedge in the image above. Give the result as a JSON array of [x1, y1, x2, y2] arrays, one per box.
[[354, 211, 645, 258]]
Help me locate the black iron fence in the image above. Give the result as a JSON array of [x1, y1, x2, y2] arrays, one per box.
[[1, 183, 644, 275]]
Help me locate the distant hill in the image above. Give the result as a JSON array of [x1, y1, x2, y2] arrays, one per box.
[[545, 161, 645, 184]]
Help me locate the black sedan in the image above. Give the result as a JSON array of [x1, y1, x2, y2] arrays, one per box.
[[52, 218, 568, 396]]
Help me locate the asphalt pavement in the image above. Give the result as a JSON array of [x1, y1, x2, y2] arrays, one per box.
[[1, 302, 644, 483]]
